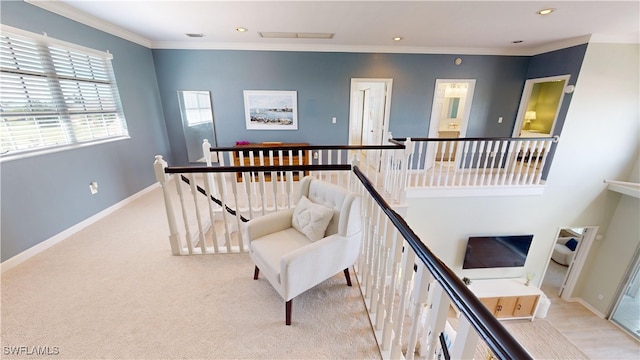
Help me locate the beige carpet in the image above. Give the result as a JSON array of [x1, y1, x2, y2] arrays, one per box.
[[1, 185, 380, 359]]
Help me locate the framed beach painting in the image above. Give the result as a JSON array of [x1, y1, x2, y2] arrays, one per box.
[[243, 90, 298, 130]]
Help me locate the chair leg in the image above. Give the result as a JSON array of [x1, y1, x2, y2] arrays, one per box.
[[253, 266, 260, 280], [285, 300, 292, 326], [344, 268, 352, 287]]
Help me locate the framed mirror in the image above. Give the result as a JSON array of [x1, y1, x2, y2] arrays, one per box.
[[177, 90, 217, 163]]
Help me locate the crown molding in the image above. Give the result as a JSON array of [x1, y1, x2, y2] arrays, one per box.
[[25, 0, 152, 48], [150, 41, 536, 56], [527, 35, 592, 55]]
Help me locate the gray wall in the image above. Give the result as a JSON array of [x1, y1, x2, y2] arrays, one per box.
[[152, 50, 533, 165], [1, 1, 170, 261]]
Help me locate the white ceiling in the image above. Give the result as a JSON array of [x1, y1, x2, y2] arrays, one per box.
[[27, 0, 640, 55]]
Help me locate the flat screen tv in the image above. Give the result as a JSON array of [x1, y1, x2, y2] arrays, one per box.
[[462, 235, 534, 269]]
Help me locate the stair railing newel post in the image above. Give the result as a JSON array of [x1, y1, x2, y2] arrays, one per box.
[[153, 155, 181, 255]]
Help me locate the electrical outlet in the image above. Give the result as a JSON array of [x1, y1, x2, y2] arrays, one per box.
[[498, 116, 503, 123], [332, 117, 336, 124], [89, 181, 98, 195]]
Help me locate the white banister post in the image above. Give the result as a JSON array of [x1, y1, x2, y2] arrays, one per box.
[[203, 139, 212, 166], [154, 155, 181, 255], [398, 137, 413, 204], [350, 153, 360, 193]]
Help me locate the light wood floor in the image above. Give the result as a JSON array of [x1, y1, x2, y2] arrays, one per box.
[[541, 260, 639, 359]]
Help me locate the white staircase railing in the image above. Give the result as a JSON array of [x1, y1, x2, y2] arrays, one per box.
[[352, 166, 532, 360], [399, 136, 559, 189]]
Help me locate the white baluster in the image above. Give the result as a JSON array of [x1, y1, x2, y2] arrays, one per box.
[[449, 315, 480, 360], [188, 173, 206, 254], [420, 282, 450, 359], [202, 170, 220, 253], [390, 246, 417, 359], [415, 141, 424, 187], [405, 265, 432, 360], [174, 174, 193, 255], [215, 172, 233, 251]]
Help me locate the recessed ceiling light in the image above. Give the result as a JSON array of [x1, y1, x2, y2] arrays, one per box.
[[186, 33, 205, 38], [236, 27, 248, 33], [512, 40, 524, 44], [393, 37, 403, 42], [537, 8, 555, 15]]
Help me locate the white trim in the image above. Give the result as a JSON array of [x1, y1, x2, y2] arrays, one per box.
[[24, 0, 152, 48], [605, 180, 640, 199], [1, 182, 160, 273], [0, 136, 130, 163], [527, 35, 592, 55], [572, 298, 607, 319]]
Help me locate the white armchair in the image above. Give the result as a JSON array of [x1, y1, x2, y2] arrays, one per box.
[[243, 176, 362, 325]]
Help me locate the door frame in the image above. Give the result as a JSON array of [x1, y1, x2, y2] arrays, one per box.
[[541, 226, 598, 301], [427, 79, 476, 139], [425, 79, 476, 169], [348, 78, 393, 169], [512, 75, 570, 137]]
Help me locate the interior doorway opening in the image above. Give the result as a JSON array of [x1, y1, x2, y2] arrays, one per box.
[[513, 75, 570, 138], [348, 78, 392, 172], [425, 79, 476, 170], [541, 226, 597, 301]]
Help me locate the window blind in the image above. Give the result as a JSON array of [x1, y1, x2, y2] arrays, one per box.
[[0, 27, 128, 157]]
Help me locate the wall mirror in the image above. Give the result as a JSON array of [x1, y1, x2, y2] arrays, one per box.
[[177, 90, 217, 163]]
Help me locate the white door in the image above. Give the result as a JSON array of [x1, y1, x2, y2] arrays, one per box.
[[349, 79, 392, 171], [425, 79, 476, 170]]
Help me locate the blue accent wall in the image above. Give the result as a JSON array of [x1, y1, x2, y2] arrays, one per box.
[[1, 2, 170, 261], [152, 50, 532, 164]]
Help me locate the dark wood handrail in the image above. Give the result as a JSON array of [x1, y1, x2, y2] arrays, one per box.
[[393, 136, 558, 143], [179, 175, 250, 223], [164, 164, 352, 174], [208, 144, 404, 152], [352, 165, 532, 360]]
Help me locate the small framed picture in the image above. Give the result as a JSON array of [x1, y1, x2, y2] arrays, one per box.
[[243, 90, 298, 130]]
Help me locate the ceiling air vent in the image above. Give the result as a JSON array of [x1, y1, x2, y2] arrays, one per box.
[[259, 32, 334, 39], [186, 33, 205, 38]]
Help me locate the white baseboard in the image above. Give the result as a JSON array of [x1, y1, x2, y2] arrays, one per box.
[[1, 182, 160, 273], [568, 297, 607, 319]]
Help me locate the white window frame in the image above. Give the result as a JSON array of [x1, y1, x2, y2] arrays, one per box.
[[1, 25, 129, 162]]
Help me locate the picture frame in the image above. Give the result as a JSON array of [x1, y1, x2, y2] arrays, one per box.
[[243, 90, 298, 130]]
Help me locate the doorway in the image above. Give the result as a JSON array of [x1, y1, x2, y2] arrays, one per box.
[[512, 75, 570, 138], [541, 226, 597, 301], [610, 245, 640, 340], [425, 79, 476, 169], [348, 78, 392, 171]]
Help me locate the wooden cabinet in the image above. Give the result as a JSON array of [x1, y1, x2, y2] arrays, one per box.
[[480, 295, 540, 319], [468, 278, 543, 320], [232, 142, 309, 182]]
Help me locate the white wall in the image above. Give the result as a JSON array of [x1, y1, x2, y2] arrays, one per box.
[[405, 43, 640, 313]]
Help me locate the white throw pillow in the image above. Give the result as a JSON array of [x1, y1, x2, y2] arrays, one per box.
[[292, 195, 334, 241]]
